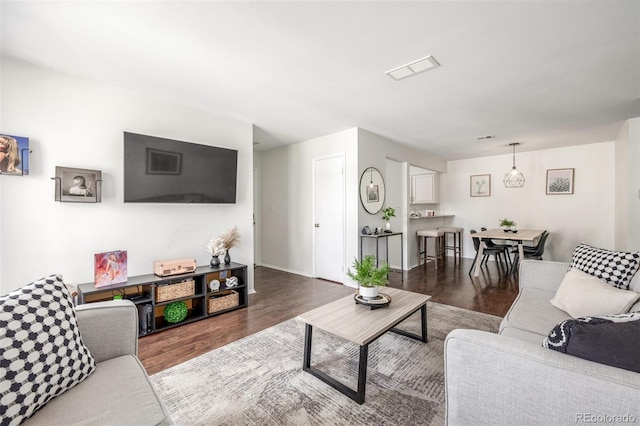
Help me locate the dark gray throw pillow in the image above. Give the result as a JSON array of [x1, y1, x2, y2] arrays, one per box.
[[543, 312, 640, 373]]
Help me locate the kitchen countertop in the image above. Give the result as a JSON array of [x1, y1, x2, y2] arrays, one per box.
[[410, 214, 455, 219]]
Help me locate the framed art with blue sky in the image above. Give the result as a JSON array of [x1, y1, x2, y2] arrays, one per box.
[[0, 134, 29, 175]]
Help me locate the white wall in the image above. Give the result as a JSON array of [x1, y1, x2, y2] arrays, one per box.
[[357, 129, 447, 270], [384, 158, 403, 269], [615, 120, 631, 251], [259, 126, 446, 280], [615, 117, 640, 251], [440, 142, 616, 262], [627, 118, 640, 251], [0, 58, 254, 294], [259, 128, 358, 278]]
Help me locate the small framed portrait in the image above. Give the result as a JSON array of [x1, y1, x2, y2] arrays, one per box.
[[470, 174, 491, 197], [55, 166, 102, 203], [366, 184, 379, 202], [146, 148, 182, 175], [0, 134, 30, 175], [546, 168, 574, 195]]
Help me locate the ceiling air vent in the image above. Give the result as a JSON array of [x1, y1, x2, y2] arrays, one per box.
[[386, 56, 440, 81]]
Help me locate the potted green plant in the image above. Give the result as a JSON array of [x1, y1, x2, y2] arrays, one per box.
[[347, 255, 390, 299], [498, 218, 516, 232], [381, 207, 396, 231]]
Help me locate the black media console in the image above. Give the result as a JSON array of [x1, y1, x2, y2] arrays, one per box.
[[76, 262, 248, 337]]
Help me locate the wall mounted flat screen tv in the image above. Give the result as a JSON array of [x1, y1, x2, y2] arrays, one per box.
[[124, 132, 237, 203]]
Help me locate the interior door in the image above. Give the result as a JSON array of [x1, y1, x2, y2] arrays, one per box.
[[314, 155, 345, 283]]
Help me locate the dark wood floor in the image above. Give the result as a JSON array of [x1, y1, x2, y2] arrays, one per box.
[[138, 257, 518, 375]]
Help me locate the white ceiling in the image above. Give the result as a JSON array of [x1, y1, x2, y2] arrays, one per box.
[[1, 1, 639, 160]]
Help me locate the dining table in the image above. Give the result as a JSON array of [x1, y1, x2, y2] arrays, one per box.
[[470, 228, 546, 276]]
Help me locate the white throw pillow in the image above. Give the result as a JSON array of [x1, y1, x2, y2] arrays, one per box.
[[550, 268, 640, 318]]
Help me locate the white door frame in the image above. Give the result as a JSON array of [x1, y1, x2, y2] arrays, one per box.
[[253, 166, 260, 267], [312, 153, 346, 282]]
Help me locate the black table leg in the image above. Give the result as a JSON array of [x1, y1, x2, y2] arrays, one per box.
[[303, 323, 370, 404], [389, 304, 428, 342], [302, 301, 427, 404], [356, 345, 368, 404], [303, 323, 313, 370]]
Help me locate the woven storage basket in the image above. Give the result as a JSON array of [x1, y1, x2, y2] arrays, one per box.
[[208, 290, 239, 314], [156, 280, 195, 303]]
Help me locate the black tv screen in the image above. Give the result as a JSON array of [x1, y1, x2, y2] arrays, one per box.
[[124, 132, 237, 203]]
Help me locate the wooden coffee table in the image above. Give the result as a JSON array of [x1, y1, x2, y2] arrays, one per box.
[[296, 287, 431, 404]]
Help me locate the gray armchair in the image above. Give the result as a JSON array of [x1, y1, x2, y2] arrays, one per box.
[[23, 300, 172, 426]]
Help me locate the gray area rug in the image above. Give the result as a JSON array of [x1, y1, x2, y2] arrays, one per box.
[[150, 302, 501, 426]]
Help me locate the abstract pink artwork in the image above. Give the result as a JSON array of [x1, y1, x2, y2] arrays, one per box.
[[94, 250, 128, 288]]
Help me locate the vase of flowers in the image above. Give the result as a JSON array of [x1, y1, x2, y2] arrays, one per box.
[[220, 226, 240, 264], [206, 236, 226, 268], [207, 226, 240, 267]]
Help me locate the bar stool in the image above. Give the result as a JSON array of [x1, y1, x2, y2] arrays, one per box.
[[416, 229, 445, 269], [437, 226, 463, 261]]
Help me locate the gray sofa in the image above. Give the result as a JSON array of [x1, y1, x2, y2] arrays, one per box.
[[445, 260, 640, 426], [23, 300, 172, 426]]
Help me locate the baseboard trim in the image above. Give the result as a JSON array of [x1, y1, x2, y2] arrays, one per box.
[[257, 263, 313, 278]]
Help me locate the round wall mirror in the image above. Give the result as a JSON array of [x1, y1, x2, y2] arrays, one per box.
[[359, 167, 385, 214]]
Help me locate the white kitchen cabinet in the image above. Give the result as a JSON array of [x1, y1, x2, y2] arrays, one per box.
[[411, 173, 438, 204]]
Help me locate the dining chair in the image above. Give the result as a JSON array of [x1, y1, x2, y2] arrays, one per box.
[[468, 229, 507, 276], [511, 230, 549, 274], [480, 227, 512, 269]]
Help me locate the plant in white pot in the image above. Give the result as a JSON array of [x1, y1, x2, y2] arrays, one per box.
[[498, 218, 516, 232], [347, 255, 390, 300], [381, 207, 396, 231]]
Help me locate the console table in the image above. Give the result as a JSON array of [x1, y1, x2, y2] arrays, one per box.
[[359, 231, 404, 282], [77, 263, 248, 337]]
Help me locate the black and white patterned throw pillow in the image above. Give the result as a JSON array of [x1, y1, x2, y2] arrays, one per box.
[[569, 243, 640, 290], [543, 311, 640, 373], [0, 275, 96, 426]]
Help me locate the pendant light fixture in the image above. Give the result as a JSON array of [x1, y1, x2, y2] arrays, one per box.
[[503, 142, 525, 188], [368, 167, 375, 190]]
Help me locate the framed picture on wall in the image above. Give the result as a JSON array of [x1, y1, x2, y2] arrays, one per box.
[[0, 134, 30, 175], [470, 174, 491, 197], [55, 166, 102, 203], [366, 184, 379, 202], [546, 168, 574, 194]]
